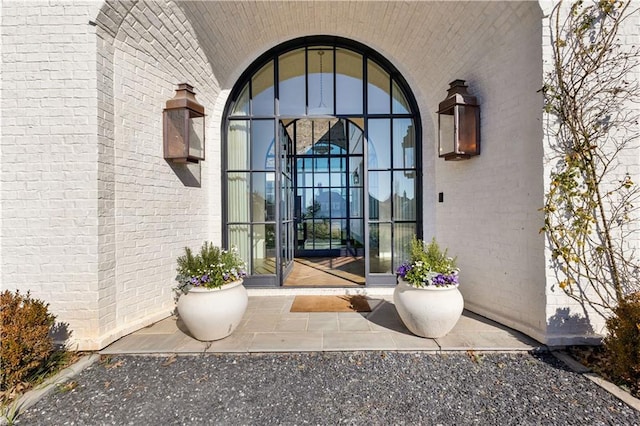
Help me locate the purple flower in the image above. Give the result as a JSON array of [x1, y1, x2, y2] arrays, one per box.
[[430, 273, 458, 287], [432, 274, 446, 286], [200, 274, 209, 283], [396, 263, 412, 278]]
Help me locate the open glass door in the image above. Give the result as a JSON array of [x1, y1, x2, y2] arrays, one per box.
[[279, 122, 295, 283]]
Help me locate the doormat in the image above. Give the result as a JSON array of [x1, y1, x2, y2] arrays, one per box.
[[290, 295, 371, 313]]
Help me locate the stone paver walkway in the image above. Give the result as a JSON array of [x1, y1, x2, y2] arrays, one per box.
[[101, 294, 541, 354]]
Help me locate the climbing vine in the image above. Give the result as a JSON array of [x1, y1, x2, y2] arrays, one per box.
[[542, 0, 640, 319]]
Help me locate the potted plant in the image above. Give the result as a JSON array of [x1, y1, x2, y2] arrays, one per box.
[[394, 237, 464, 338], [175, 242, 248, 341]]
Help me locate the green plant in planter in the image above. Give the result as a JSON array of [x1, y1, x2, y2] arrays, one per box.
[[175, 242, 247, 294], [396, 237, 459, 287]]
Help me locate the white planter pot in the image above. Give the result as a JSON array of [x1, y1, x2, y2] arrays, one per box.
[[393, 278, 464, 338], [177, 280, 248, 341]]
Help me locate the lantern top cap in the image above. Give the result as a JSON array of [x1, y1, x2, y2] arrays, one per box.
[[165, 83, 205, 115], [447, 79, 470, 96], [438, 79, 478, 112], [177, 83, 195, 92]]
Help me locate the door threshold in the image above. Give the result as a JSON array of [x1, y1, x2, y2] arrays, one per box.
[[247, 287, 394, 297]]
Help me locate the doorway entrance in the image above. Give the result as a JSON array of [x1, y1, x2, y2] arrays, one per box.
[[223, 37, 421, 288], [284, 118, 365, 286]]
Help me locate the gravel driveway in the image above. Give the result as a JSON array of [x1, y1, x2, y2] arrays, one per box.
[[16, 351, 640, 425]]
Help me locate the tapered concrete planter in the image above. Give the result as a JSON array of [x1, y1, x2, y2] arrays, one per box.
[[393, 278, 464, 338], [177, 280, 248, 341]]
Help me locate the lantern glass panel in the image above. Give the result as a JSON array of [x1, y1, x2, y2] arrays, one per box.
[[165, 109, 187, 158], [438, 110, 455, 157], [188, 113, 205, 159], [458, 105, 478, 155]]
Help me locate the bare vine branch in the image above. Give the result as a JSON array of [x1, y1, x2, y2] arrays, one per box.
[[542, 0, 640, 319]]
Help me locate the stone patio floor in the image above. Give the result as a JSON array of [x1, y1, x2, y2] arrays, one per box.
[[101, 292, 542, 354]]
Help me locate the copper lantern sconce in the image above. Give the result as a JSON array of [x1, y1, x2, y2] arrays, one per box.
[[163, 83, 205, 163], [437, 79, 480, 161]]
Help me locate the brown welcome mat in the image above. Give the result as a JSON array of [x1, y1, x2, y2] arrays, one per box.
[[290, 295, 371, 313]]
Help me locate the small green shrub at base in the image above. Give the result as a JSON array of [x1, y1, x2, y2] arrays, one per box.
[[0, 290, 56, 393], [604, 291, 640, 395]]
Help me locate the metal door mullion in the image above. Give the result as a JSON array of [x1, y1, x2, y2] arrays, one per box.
[[274, 119, 283, 286]]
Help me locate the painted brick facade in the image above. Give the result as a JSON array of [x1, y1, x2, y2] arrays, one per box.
[[2, 0, 103, 344], [540, 1, 640, 345], [1, 0, 638, 349]]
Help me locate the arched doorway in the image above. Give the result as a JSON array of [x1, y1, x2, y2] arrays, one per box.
[[223, 37, 421, 287]]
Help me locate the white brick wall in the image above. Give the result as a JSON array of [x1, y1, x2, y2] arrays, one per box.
[[540, 1, 640, 345], [1, 0, 219, 349], [107, 0, 219, 343], [431, 3, 549, 343], [3, 0, 636, 349], [1, 0, 103, 345]]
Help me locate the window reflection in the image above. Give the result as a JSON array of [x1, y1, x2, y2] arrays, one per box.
[[367, 119, 391, 170], [251, 121, 275, 170], [336, 50, 363, 114], [393, 119, 415, 169], [392, 79, 410, 114], [393, 171, 415, 221], [279, 49, 306, 116], [252, 62, 274, 115], [231, 84, 250, 116], [252, 172, 276, 222], [308, 48, 334, 115], [367, 60, 390, 114], [370, 223, 392, 273], [369, 171, 391, 220]]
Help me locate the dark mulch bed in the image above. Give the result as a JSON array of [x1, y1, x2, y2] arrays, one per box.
[[568, 345, 639, 398]]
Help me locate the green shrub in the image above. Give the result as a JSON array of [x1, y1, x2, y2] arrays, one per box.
[[0, 290, 56, 391], [604, 291, 640, 395]]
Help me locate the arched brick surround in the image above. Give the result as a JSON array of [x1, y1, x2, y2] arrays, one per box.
[[8, 1, 622, 349], [92, 1, 552, 348]]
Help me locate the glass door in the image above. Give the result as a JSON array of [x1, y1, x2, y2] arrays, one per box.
[[278, 122, 295, 281], [290, 118, 365, 258]]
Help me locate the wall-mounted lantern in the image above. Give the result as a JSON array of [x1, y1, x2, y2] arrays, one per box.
[[163, 83, 205, 163], [437, 79, 480, 161]]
